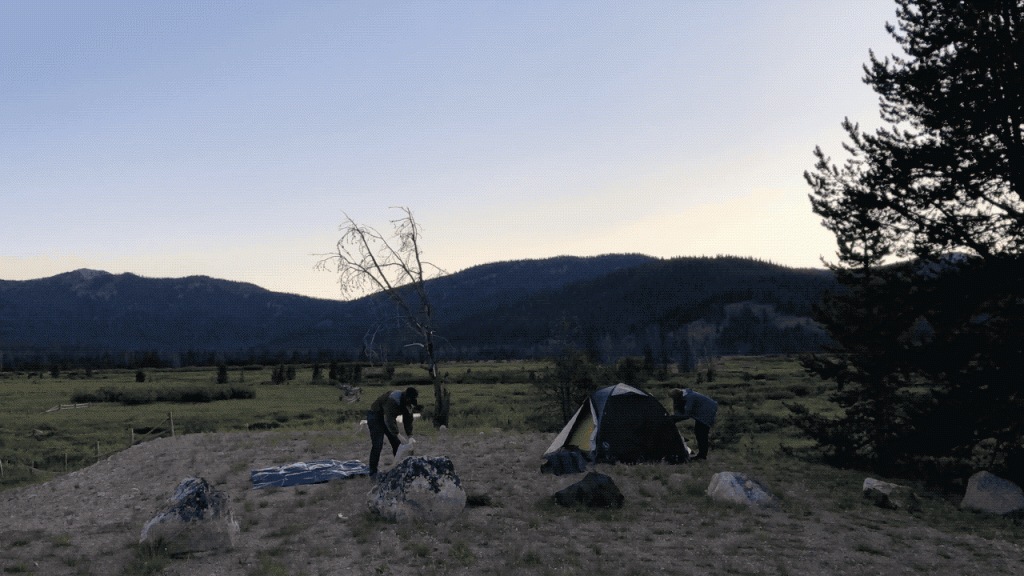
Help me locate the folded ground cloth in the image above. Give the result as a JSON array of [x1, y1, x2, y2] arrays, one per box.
[[251, 459, 371, 489]]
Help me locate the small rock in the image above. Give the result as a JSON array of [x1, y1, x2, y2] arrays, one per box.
[[706, 471, 776, 508], [863, 478, 920, 512]]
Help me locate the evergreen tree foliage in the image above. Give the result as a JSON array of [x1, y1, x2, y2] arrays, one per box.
[[536, 316, 608, 426], [808, 0, 1022, 263], [271, 364, 286, 385], [615, 357, 649, 388], [798, 0, 1023, 486]]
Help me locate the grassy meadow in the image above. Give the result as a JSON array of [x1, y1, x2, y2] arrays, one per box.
[[1, 356, 827, 491], [3, 356, 1024, 576]]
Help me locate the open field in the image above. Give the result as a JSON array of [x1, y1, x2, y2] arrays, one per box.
[[1, 356, 823, 490], [1, 357, 1022, 575]]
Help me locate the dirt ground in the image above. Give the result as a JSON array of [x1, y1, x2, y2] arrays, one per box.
[[2, 427, 1022, 576]]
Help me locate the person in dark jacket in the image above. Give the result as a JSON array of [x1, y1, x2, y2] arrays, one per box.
[[367, 387, 421, 477], [669, 388, 718, 461]]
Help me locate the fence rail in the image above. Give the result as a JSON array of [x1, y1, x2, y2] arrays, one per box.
[[45, 403, 90, 412], [128, 411, 175, 448]]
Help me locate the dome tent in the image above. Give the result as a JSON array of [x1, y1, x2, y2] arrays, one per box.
[[544, 383, 691, 467]]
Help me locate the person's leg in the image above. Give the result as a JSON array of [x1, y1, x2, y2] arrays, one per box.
[[385, 428, 401, 456], [367, 413, 385, 474], [694, 421, 711, 460]]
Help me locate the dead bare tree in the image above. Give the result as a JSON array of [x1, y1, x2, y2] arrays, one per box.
[[315, 207, 450, 427]]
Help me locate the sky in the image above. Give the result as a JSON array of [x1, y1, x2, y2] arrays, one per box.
[[1, 1, 902, 300]]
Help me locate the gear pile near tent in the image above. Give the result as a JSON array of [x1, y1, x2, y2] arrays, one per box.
[[543, 384, 690, 473]]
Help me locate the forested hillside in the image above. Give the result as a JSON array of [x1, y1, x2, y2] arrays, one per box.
[[0, 255, 834, 369], [441, 256, 834, 362]]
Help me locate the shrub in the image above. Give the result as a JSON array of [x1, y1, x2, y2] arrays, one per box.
[[69, 384, 255, 405]]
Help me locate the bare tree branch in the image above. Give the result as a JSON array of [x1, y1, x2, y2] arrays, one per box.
[[314, 207, 451, 426]]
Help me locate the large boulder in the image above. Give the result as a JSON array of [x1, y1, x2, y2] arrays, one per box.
[[140, 477, 238, 556], [863, 478, 920, 512], [554, 472, 624, 508], [368, 456, 466, 523], [961, 471, 1024, 515], [706, 472, 776, 508]]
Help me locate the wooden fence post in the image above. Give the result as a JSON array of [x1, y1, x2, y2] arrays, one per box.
[[96, 441, 100, 461]]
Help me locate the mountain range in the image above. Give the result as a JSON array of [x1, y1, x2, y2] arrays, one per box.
[[0, 255, 836, 367]]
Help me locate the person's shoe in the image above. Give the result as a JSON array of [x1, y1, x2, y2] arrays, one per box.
[[693, 455, 707, 461]]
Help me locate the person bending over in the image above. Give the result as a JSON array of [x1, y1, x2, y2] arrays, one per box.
[[669, 388, 718, 461], [367, 387, 421, 477]]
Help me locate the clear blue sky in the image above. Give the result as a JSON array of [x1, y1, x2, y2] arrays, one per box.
[[1, 1, 900, 299]]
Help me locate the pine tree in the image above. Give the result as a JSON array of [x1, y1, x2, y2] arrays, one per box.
[[808, 0, 1022, 264], [271, 364, 286, 385], [799, 0, 1023, 486]]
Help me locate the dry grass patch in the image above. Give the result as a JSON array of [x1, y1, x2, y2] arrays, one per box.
[[0, 426, 1020, 575]]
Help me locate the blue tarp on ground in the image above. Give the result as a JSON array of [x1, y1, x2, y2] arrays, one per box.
[[250, 459, 371, 489]]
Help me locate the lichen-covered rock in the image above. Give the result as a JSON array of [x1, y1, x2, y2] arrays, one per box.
[[706, 471, 776, 508], [368, 456, 466, 523], [140, 477, 238, 556], [961, 471, 1024, 515]]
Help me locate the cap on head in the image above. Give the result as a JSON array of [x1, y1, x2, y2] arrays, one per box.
[[404, 387, 422, 411]]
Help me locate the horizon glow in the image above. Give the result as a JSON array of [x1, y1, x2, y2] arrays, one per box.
[[1, 1, 900, 299]]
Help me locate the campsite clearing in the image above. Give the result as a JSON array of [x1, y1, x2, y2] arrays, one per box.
[[1, 427, 1022, 575]]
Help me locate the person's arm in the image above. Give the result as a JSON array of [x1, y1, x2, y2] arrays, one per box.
[[672, 394, 691, 422], [402, 408, 414, 437], [383, 400, 402, 436]]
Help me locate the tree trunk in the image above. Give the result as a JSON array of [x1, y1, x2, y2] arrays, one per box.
[[432, 376, 450, 428]]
